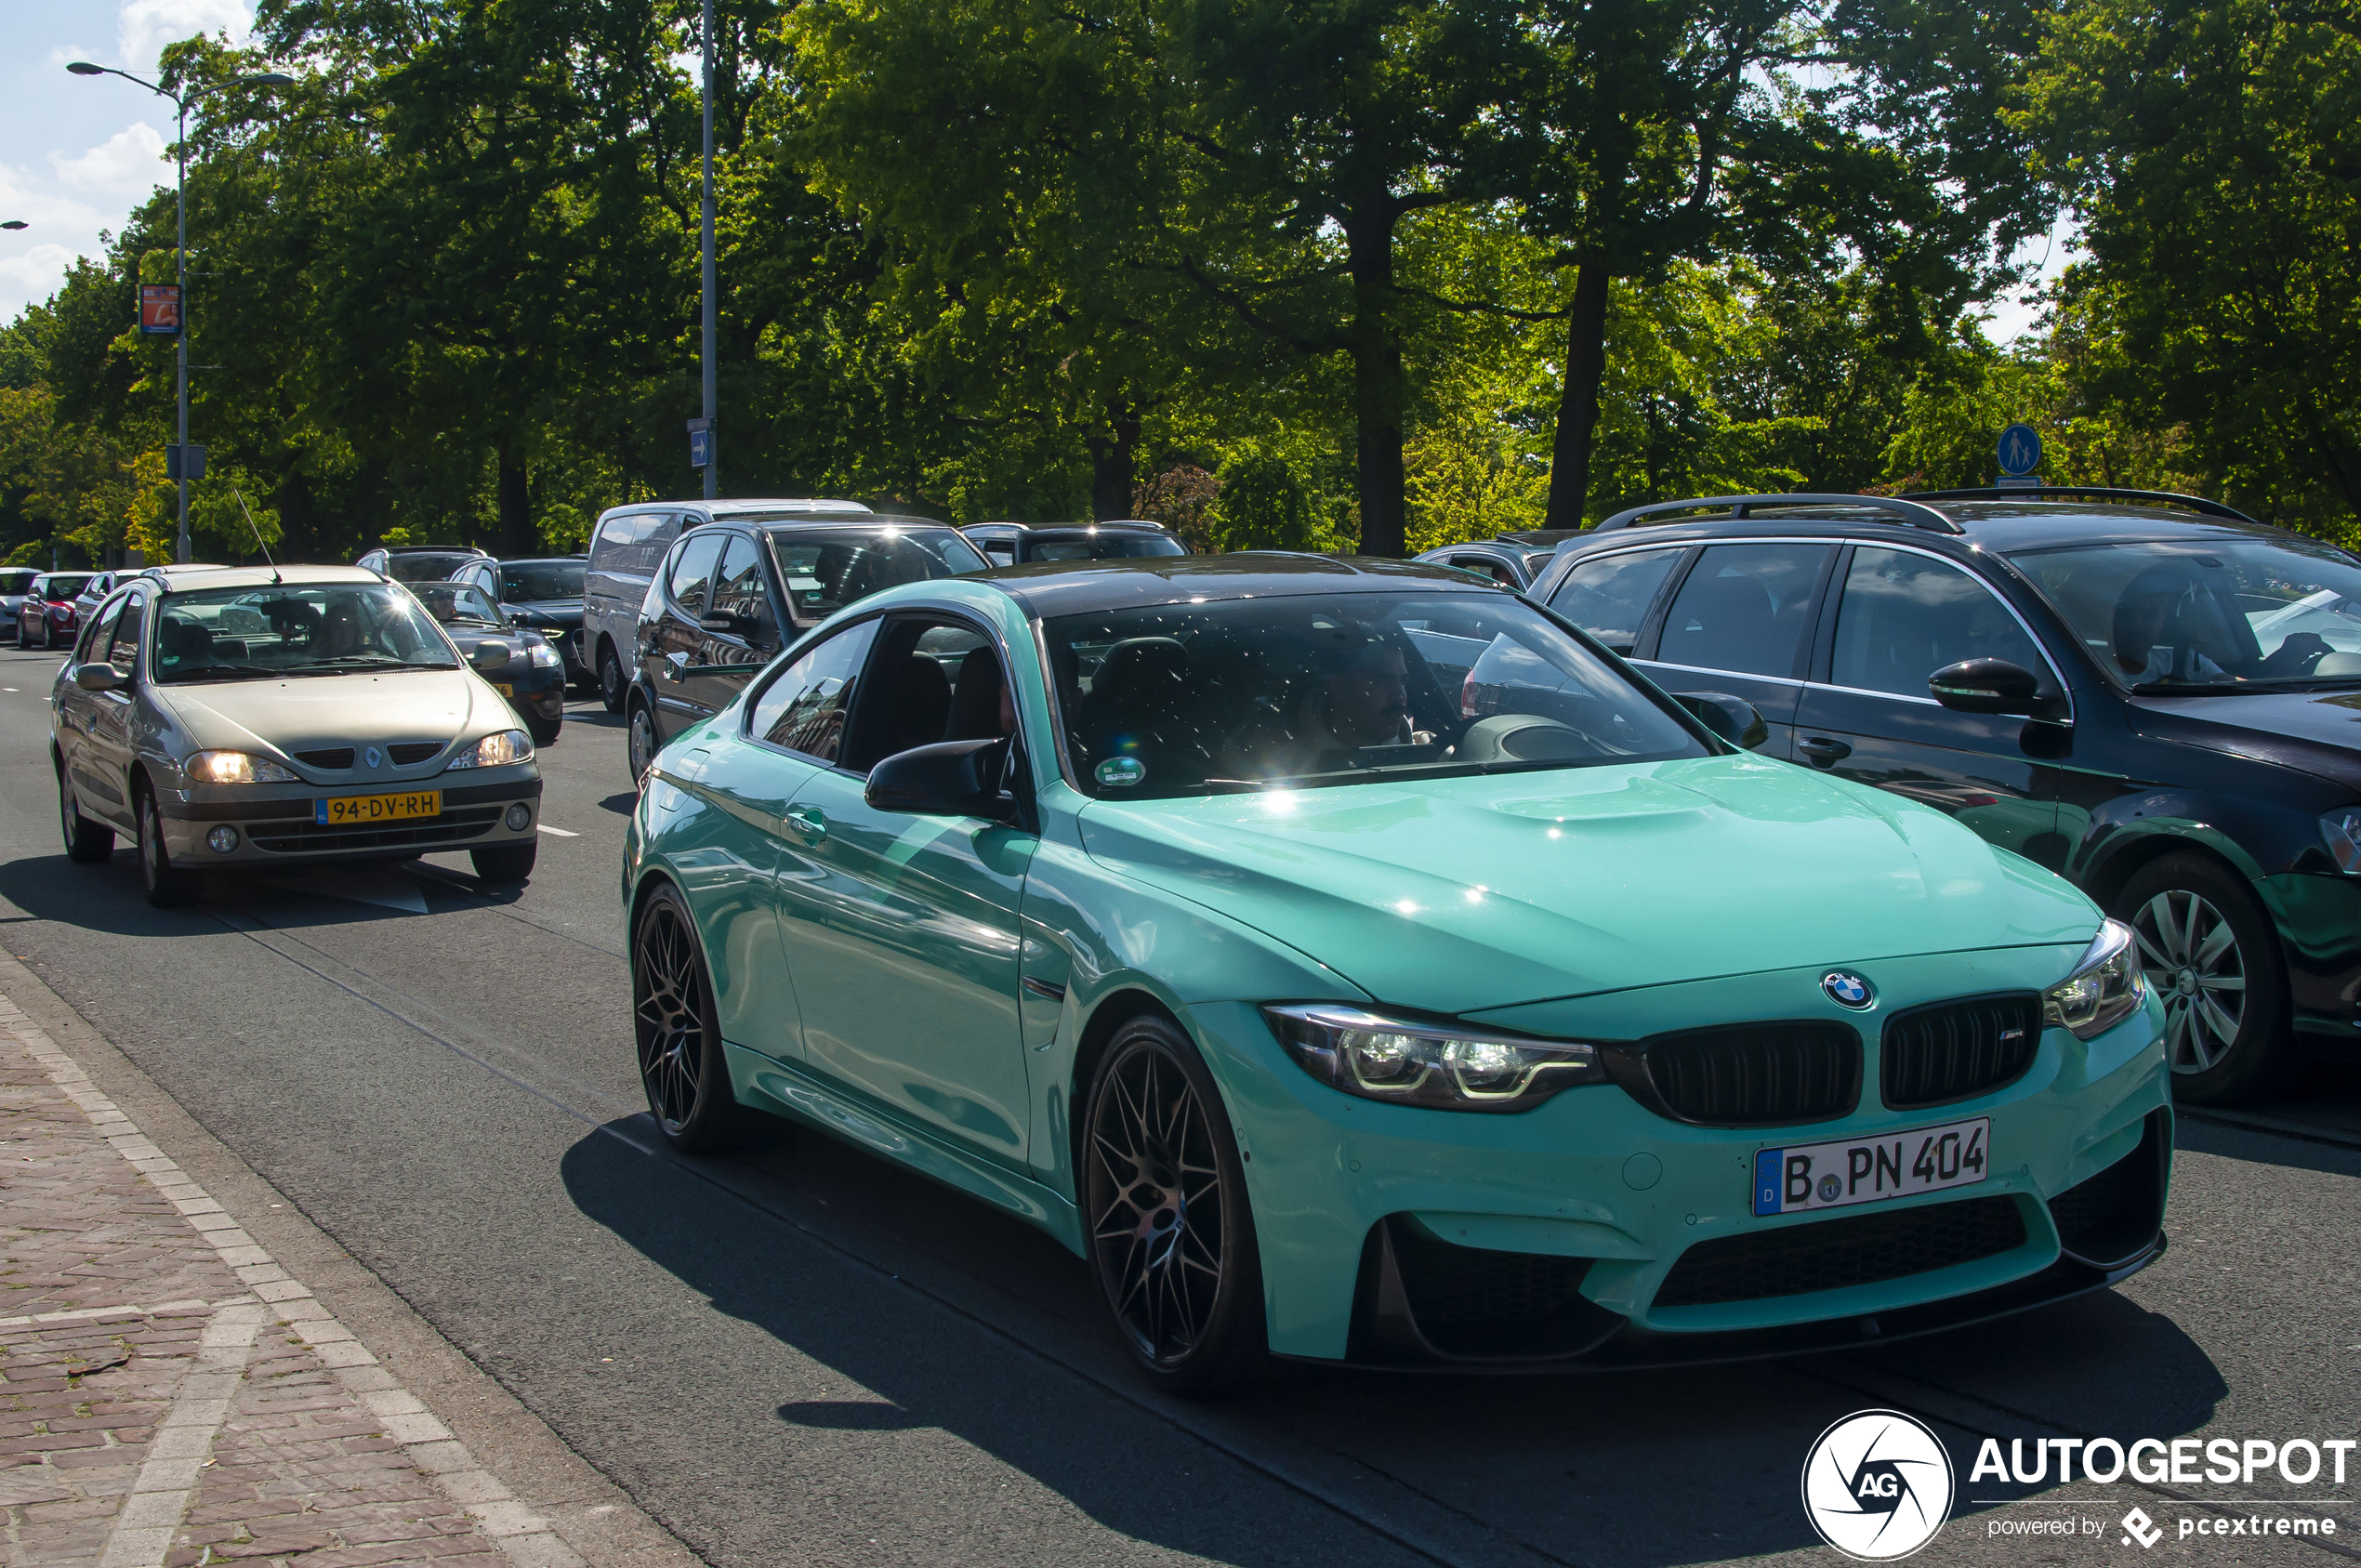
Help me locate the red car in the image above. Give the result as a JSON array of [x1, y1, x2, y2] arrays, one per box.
[[18, 573, 93, 649]]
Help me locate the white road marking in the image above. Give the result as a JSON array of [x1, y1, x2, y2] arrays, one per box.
[[536, 824, 579, 837]]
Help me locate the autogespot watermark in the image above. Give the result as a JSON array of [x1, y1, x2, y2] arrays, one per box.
[[1802, 1415, 2353, 1559]]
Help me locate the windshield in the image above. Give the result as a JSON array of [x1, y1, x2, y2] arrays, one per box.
[[154, 583, 459, 683], [497, 561, 583, 602], [1020, 532, 1186, 562], [0, 571, 34, 595], [2007, 537, 2361, 691], [381, 552, 478, 584], [767, 527, 988, 626], [408, 583, 507, 627], [39, 575, 93, 600], [1046, 592, 1708, 797]]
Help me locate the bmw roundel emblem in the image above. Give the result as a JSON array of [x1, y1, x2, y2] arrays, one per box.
[[1822, 970, 1875, 1009], [364, 745, 383, 770]]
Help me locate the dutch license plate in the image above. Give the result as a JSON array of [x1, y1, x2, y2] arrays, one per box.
[[494, 683, 514, 698], [1752, 1117, 1989, 1217], [314, 790, 441, 826]]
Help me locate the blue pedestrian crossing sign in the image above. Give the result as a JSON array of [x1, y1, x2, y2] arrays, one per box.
[[1997, 423, 2042, 477]]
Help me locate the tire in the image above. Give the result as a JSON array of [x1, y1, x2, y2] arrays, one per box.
[[137, 788, 198, 907], [527, 713, 561, 748], [599, 644, 627, 715], [2113, 852, 2291, 1104], [631, 881, 751, 1153], [627, 695, 659, 786], [1082, 1013, 1267, 1396], [29, 618, 46, 650], [470, 840, 538, 883], [58, 764, 113, 863]]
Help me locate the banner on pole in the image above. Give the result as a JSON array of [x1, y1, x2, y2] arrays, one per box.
[[139, 284, 181, 336]]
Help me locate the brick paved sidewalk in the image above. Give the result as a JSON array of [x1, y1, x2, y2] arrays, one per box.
[[0, 995, 585, 1568]]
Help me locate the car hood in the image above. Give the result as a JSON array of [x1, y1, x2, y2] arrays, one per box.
[[1074, 755, 2098, 1015], [153, 669, 505, 756], [2131, 689, 2361, 790]]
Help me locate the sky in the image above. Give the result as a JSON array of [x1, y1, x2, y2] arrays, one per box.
[[2, 0, 2072, 347]]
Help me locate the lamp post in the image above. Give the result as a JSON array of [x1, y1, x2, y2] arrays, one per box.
[[699, 0, 718, 501], [66, 61, 292, 565]]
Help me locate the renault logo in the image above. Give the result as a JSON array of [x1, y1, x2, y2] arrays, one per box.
[[364, 745, 383, 770], [1823, 970, 1875, 1009]]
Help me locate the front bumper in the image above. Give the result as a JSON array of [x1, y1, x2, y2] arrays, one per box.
[[157, 766, 543, 865], [1190, 945, 2171, 1365], [2262, 872, 2361, 1038]]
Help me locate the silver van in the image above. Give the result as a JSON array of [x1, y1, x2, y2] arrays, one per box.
[[584, 498, 870, 711]]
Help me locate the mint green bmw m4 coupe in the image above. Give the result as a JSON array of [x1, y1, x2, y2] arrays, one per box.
[[622, 555, 2169, 1392]]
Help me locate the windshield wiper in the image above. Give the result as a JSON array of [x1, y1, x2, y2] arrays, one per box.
[[2131, 675, 2361, 695], [162, 664, 285, 682]]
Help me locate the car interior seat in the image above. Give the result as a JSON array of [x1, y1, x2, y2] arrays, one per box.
[[945, 649, 1007, 742]]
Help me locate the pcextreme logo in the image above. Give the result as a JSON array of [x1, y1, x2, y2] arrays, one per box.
[[1801, 1409, 1957, 1561]]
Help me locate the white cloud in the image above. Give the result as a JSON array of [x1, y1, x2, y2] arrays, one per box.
[[117, 0, 252, 71], [51, 123, 170, 198], [0, 244, 83, 309]]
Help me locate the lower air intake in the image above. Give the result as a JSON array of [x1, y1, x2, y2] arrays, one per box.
[[1654, 1195, 2028, 1309]]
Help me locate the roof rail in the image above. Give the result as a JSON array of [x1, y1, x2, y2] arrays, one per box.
[[1591, 493, 1962, 535], [1900, 486, 2259, 524]]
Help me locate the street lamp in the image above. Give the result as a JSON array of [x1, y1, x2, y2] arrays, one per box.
[[67, 61, 293, 565], [699, 0, 718, 501]]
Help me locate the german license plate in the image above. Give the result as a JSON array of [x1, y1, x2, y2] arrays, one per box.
[[494, 683, 514, 698], [314, 790, 441, 825], [1752, 1117, 1989, 1217]]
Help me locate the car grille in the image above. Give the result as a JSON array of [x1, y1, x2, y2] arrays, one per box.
[[294, 748, 355, 771], [387, 742, 446, 766], [246, 805, 503, 853], [1654, 1195, 2028, 1310], [1882, 993, 2042, 1110], [2047, 1111, 2168, 1269], [1634, 1021, 1861, 1127]]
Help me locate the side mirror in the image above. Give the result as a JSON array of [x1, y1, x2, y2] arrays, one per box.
[[469, 639, 514, 672], [864, 738, 1017, 824], [1929, 658, 2039, 715], [1672, 691, 1769, 750], [73, 663, 122, 693]]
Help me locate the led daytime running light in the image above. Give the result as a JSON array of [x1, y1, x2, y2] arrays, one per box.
[[2041, 918, 2147, 1041], [1262, 1004, 1603, 1113]]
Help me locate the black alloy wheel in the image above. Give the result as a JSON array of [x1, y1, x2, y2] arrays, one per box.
[[631, 883, 749, 1153], [137, 788, 198, 907], [599, 647, 627, 714], [58, 764, 112, 863], [2114, 852, 2290, 1104], [627, 697, 659, 786], [1083, 1015, 1267, 1395]]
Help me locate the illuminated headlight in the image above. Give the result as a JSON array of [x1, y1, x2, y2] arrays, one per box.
[[186, 749, 297, 784], [445, 729, 533, 770], [2042, 918, 2147, 1040], [2322, 810, 2361, 874], [526, 642, 561, 670], [1261, 1004, 1603, 1113]]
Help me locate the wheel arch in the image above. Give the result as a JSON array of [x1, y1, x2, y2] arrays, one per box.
[[1065, 985, 1188, 1196]]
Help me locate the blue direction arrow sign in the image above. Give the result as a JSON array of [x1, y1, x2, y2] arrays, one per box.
[[687, 416, 710, 469], [1997, 423, 2042, 478]]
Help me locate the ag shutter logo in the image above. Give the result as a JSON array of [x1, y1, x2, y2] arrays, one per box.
[[1822, 970, 1875, 1009], [1801, 1410, 1955, 1561]]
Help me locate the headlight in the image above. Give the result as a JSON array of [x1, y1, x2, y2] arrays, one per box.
[[445, 729, 533, 770], [1262, 1004, 1603, 1113], [186, 749, 297, 784], [2042, 918, 2146, 1040], [2322, 810, 2361, 874], [527, 642, 561, 670]]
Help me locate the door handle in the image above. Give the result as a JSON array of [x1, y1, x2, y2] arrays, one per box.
[[783, 806, 826, 843], [1797, 736, 1853, 768]]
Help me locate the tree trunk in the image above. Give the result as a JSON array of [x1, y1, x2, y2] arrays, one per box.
[[1544, 262, 1614, 532], [1086, 404, 1141, 520], [1346, 208, 1409, 558], [275, 468, 313, 564], [496, 442, 534, 557]]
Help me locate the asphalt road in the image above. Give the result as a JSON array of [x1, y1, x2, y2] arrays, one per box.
[[7, 641, 2361, 1568]]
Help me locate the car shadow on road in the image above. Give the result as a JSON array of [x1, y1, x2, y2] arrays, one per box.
[[0, 850, 511, 934], [560, 1115, 2230, 1568]]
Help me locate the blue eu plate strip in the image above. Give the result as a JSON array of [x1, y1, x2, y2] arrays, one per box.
[[313, 800, 328, 824], [1753, 1148, 1785, 1216]]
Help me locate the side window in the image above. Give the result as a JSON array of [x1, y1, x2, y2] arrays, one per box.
[[80, 599, 125, 664], [1654, 544, 1832, 679], [1831, 547, 2051, 698], [1550, 547, 1685, 653], [711, 534, 772, 631], [1450, 554, 1517, 587], [746, 619, 880, 765], [108, 593, 145, 677], [666, 531, 725, 619]]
